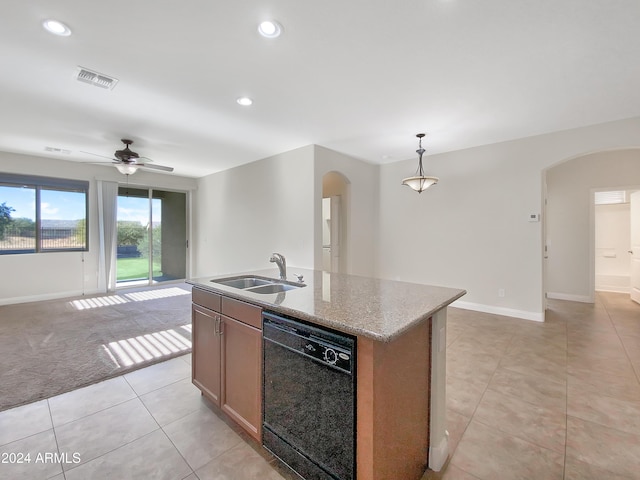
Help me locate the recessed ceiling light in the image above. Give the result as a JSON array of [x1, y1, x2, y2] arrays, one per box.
[[258, 20, 282, 38], [237, 97, 253, 106], [42, 19, 72, 36]]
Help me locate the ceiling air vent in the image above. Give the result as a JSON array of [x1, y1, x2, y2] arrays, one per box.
[[44, 146, 71, 154], [76, 67, 118, 90]]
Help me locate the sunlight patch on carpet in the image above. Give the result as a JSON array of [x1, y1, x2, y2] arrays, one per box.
[[103, 324, 192, 368], [70, 287, 190, 310]]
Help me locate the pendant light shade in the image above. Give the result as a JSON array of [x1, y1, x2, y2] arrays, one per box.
[[115, 164, 140, 175], [402, 133, 439, 193]]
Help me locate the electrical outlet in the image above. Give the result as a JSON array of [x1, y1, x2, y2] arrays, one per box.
[[498, 288, 505, 297]]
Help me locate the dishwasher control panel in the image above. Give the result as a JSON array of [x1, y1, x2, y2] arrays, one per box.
[[263, 311, 354, 374], [303, 336, 351, 371]]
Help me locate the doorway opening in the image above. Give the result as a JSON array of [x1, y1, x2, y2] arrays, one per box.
[[321, 172, 349, 273], [543, 148, 640, 307], [116, 187, 187, 286], [594, 190, 635, 293]]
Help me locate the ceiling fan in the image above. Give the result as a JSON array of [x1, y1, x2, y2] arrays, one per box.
[[82, 139, 174, 175]]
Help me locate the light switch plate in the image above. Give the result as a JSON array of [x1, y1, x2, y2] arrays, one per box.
[[528, 213, 540, 222]]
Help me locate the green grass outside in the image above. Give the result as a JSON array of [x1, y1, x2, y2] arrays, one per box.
[[117, 257, 162, 281]]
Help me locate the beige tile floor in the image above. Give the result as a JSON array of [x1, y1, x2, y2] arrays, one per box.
[[1, 292, 638, 480], [427, 292, 640, 480]]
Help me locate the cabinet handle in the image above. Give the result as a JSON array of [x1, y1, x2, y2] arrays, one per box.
[[214, 316, 220, 335], [219, 318, 224, 335]]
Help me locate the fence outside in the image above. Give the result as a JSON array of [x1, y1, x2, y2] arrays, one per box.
[[0, 225, 86, 251]]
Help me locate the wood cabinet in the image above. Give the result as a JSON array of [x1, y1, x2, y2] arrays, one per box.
[[192, 304, 221, 403], [220, 313, 262, 437], [191, 287, 263, 440]]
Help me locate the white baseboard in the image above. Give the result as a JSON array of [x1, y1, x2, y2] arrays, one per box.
[[428, 431, 449, 472], [596, 286, 630, 294], [546, 292, 593, 303], [0, 288, 103, 306], [451, 300, 544, 322]]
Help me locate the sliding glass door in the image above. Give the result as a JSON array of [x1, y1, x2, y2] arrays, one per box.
[[116, 187, 186, 286]]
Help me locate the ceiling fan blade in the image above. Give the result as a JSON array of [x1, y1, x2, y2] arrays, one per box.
[[80, 150, 115, 161], [81, 143, 173, 173], [139, 163, 174, 172]]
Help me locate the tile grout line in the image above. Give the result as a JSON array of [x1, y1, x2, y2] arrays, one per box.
[[605, 296, 640, 386], [63, 429, 164, 476], [135, 375, 197, 479], [50, 395, 136, 429], [429, 324, 479, 479], [469, 330, 569, 459], [47, 398, 67, 480], [563, 293, 640, 478], [455, 332, 511, 448], [122, 358, 192, 397]]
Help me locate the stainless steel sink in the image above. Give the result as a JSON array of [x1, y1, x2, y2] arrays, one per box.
[[246, 283, 299, 294], [210, 275, 305, 294], [212, 277, 273, 289]]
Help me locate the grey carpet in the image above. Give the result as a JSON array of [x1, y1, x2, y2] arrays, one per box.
[[0, 283, 192, 412]]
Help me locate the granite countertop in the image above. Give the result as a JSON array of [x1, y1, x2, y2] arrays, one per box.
[[188, 268, 465, 343]]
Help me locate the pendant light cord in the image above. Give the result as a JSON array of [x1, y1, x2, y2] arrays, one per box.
[[416, 135, 426, 177]]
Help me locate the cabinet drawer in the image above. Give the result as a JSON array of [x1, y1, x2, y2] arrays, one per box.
[[222, 296, 262, 329], [193, 287, 221, 312]]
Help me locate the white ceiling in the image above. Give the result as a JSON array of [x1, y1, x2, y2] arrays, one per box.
[[2, 0, 640, 178]]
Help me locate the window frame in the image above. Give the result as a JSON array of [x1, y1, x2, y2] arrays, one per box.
[[0, 173, 89, 255]]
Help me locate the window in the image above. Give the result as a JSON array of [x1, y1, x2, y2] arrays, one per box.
[[594, 190, 627, 205], [0, 173, 88, 254]]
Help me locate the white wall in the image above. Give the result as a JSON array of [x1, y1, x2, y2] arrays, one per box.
[[6, 115, 640, 317], [192, 146, 316, 278], [546, 150, 640, 301], [192, 145, 378, 280], [595, 202, 631, 293], [313, 146, 379, 277], [0, 151, 196, 304], [378, 117, 640, 321]]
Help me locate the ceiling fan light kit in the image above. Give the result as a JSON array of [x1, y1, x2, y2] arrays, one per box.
[[82, 138, 174, 175], [402, 133, 439, 194], [115, 164, 140, 175], [114, 139, 140, 162]]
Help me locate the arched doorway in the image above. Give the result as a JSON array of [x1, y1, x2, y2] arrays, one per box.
[[543, 148, 640, 304]]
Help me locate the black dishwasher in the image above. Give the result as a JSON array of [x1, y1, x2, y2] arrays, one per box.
[[262, 311, 356, 480]]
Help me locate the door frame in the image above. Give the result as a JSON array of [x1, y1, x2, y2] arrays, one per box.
[[115, 185, 190, 287], [589, 185, 640, 300]]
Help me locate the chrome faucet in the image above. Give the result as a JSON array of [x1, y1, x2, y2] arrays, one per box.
[[270, 253, 287, 281]]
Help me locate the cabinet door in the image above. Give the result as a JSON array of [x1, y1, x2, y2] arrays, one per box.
[[220, 314, 262, 440], [192, 304, 221, 406]]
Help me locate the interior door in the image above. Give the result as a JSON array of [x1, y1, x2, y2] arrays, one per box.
[[631, 191, 640, 304]]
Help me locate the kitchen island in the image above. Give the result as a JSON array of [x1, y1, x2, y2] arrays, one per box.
[[188, 268, 465, 480]]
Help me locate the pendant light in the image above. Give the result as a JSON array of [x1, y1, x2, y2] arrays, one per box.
[[401, 133, 439, 193]]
